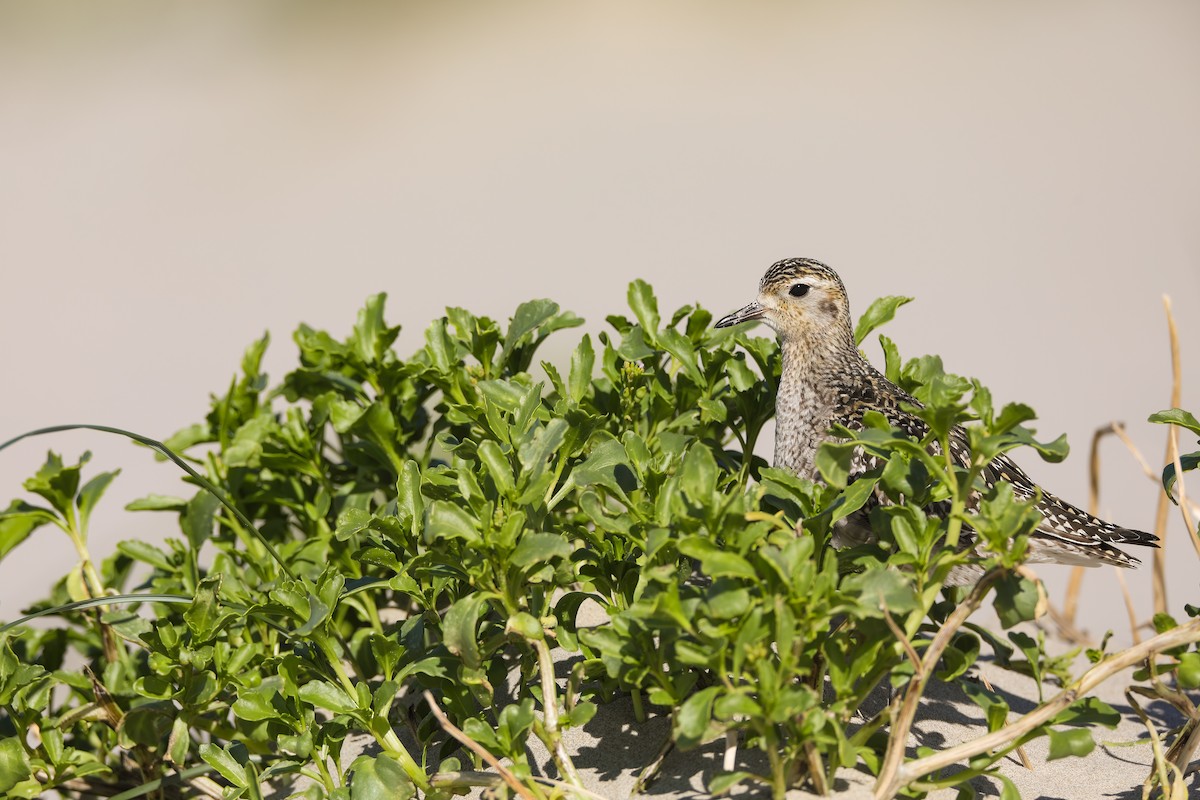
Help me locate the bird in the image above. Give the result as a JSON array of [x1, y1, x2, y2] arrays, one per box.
[[713, 257, 1158, 576]]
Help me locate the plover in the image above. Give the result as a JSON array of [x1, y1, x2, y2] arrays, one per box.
[[715, 257, 1157, 571]]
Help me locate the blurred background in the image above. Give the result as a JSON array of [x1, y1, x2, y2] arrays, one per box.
[[1, 1, 1197, 639]]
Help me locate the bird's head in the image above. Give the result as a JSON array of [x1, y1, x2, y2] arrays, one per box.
[[714, 258, 853, 346]]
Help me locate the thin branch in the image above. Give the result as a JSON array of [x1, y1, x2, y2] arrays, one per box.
[[1126, 689, 1175, 799], [882, 603, 921, 671], [874, 568, 1002, 796], [431, 771, 611, 800], [1065, 423, 1120, 625], [1112, 566, 1143, 645], [422, 691, 539, 800], [1150, 294, 1184, 614], [1111, 422, 1200, 522], [531, 637, 584, 787], [877, 618, 1200, 798], [978, 669, 1032, 771], [1167, 425, 1200, 556]]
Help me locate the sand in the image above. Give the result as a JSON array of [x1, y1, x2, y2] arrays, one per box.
[[313, 609, 1196, 800]]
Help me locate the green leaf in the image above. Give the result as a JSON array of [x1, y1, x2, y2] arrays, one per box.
[[184, 576, 232, 642], [961, 682, 1009, 733], [1177, 652, 1200, 689], [501, 299, 559, 364], [679, 445, 718, 501], [443, 594, 488, 670], [708, 771, 755, 795], [1052, 696, 1121, 728], [199, 743, 249, 789], [572, 438, 632, 497], [116, 540, 174, 572], [993, 573, 1039, 629], [518, 418, 568, 479], [1046, 727, 1095, 760], [396, 461, 424, 536], [510, 533, 572, 569], [675, 686, 720, 748], [352, 293, 398, 365], [568, 335, 595, 402], [124, 494, 189, 512], [181, 490, 221, 552], [350, 754, 415, 800], [678, 538, 757, 580], [627, 280, 660, 338], [845, 566, 917, 616], [1161, 452, 1200, 505], [506, 612, 544, 640], [299, 680, 361, 714], [0, 502, 55, 562], [477, 440, 515, 497], [76, 469, 119, 530], [0, 737, 31, 794], [1149, 408, 1200, 437], [233, 679, 282, 722], [23, 452, 83, 517], [425, 501, 481, 545], [854, 295, 914, 345], [815, 442, 856, 489]]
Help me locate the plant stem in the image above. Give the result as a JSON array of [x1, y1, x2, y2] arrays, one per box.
[[532, 637, 584, 787], [875, 618, 1200, 799], [874, 567, 1001, 798]]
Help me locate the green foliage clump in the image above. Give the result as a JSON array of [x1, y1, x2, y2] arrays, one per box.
[[1, 282, 1182, 800]]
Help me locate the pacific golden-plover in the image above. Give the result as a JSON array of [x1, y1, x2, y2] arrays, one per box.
[[715, 257, 1157, 572]]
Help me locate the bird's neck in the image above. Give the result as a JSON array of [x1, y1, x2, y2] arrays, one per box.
[[774, 332, 863, 479]]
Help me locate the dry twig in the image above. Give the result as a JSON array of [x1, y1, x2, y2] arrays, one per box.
[[422, 690, 539, 800], [874, 618, 1200, 799]]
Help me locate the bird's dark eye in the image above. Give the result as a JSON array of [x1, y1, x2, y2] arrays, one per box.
[[789, 284, 810, 298]]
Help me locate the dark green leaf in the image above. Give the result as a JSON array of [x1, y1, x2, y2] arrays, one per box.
[[1161, 452, 1200, 504], [993, 574, 1039, 629]]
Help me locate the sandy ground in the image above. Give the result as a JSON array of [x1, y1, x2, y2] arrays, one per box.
[[462, 649, 1190, 799], [309, 609, 1196, 800]]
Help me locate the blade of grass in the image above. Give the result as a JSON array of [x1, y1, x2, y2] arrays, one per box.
[[0, 593, 193, 634], [0, 424, 296, 580]]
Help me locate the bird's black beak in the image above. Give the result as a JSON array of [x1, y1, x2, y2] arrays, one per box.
[[714, 301, 765, 329]]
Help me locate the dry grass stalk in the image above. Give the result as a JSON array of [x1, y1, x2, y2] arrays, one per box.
[[875, 618, 1200, 800], [1112, 566, 1142, 645], [1150, 294, 1184, 614], [978, 668, 1032, 770], [874, 568, 1003, 798], [422, 690, 539, 800], [1063, 424, 1119, 626], [1111, 422, 1200, 540]]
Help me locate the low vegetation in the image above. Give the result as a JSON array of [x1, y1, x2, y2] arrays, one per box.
[[1, 284, 1197, 798]]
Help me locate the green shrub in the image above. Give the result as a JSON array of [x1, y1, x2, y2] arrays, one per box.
[[2, 283, 1197, 799]]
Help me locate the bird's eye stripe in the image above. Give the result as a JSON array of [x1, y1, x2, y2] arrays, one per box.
[[789, 284, 810, 297]]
